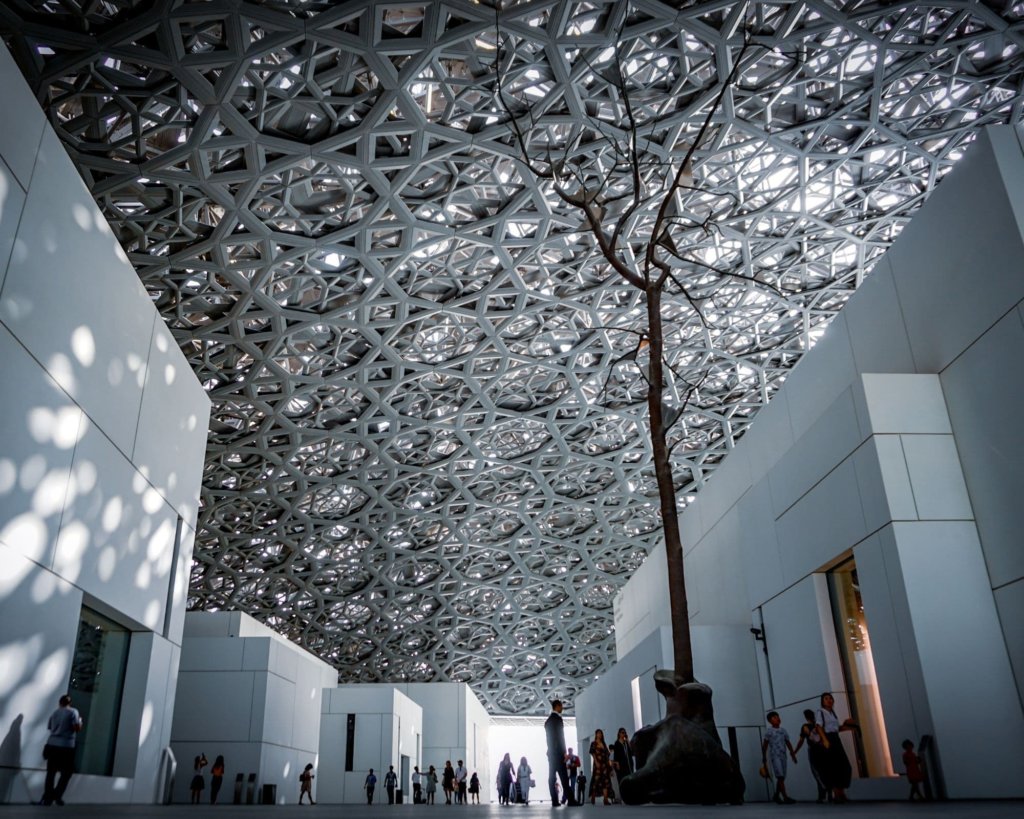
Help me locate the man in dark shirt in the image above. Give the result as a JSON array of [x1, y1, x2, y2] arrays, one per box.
[[384, 765, 398, 804], [544, 700, 578, 807]]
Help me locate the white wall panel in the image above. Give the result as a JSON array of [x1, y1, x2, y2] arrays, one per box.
[[172, 671, 256, 743], [940, 308, 1024, 588], [131, 317, 210, 530], [900, 434, 973, 521], [759, 576, 835, 707], [854, 374, 951, 436], [852, 436, 917, 533], [994, 580, 1024, 702], [53, 423, 179, 630], [0, 160, 26, 293], [842, 257, 916, 375], [779, 312, 857, 440], [0, 324, 82, 570], [0, 45, 45, 191], [689, 507, 750, 626], [167, 522, 195, 647], [742, 389, 795, 486], [0, 128, 155, 458], [767, 387, 862, 517], [893, 520, 1024, 797], [887, 129, 1024, 372], [180, 637, 245, 672], [693, 443, 750, 536], [736, 481, 784, 609], [775, 460, 867, 586]]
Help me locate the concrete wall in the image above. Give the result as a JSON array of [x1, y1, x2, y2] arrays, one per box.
[[589, 125, 1024, 801], [170, 612, 337, 805], [318, 684, 422, 804], [394, 681, 490, 787], [0, 42, 210, 805]]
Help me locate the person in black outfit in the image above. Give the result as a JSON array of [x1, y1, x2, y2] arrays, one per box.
[[384, 765, 398, 804], [545, 700, 579, 807], [610, 727, 633, 801]]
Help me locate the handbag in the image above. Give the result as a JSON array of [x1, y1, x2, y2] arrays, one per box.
[[758, 764, 771, 779]]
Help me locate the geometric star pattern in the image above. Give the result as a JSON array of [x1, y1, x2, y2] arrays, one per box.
[[2, 0, 1022, 714]]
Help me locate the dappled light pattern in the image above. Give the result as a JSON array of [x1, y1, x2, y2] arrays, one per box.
[[3, 0, 1023, 713]]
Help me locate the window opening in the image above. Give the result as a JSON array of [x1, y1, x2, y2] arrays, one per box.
[[69, 607, 131, 776], [826, 558, 894, 777]]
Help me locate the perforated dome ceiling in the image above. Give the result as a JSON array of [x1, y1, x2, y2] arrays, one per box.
[[4, 0, 1023, 714]]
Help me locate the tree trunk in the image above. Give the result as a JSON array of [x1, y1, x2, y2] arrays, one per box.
[[645, 285, 693, 683]]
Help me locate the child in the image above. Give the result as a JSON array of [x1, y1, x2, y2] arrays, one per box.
[[792, 708, 828, 803], [190, 753, 207, 805], [762, 711, 798, 804], [469, 772, 480, 804], [299, 763, 316, 805], [902, 739, 925, 801], [575, 773, 586, 805]]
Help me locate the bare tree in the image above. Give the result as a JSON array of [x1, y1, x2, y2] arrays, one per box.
[[494, 15, 769, 687]]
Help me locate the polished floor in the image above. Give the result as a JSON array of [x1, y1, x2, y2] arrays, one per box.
[[1, 802, 1020, 817]]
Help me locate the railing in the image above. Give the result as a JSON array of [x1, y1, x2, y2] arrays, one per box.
[[155, 746, 176, 805]]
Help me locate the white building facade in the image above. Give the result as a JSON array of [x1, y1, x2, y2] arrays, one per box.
[[0, 44, 210, 804], [579, 124, 1024, 802]]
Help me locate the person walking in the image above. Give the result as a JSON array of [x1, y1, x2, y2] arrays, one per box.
[[517, 756, 533, 805], [468, 772, 480, 804], [793, 709, 828, 802], [588, 729, 612, 805], [545, 700, 579, 807], [412, 766, 423, 804], [210, 755, 226, 804], [610, 728, 633, 803], [426, 765, 438, 804], [365, 768, 377, 804], [496, 753, 514, 805], [40, 695, 82, 806], [902, 739, 925, 801], [817, 692, 858, 803], [443, 760, 456, 804], [762, 711, 798, 804], [455, 759, 468, 804], [384, 764, 398, 804], [299, 763, 316, 805], [563, 748, 581, 804]]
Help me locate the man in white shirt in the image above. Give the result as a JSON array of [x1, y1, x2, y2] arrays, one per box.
[[412, 766, 423, 803], [454, 760, 468, 804]]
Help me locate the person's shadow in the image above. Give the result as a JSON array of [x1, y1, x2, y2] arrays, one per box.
[[0, 714, 24, 803]]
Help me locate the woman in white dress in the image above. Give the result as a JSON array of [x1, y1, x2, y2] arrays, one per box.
[[517, 756, 533, 805]]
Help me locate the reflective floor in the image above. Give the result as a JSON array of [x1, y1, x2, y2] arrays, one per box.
[[1, 802, 1020, 817]]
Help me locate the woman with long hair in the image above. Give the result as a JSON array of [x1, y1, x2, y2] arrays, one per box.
[[610, 727, 633, 802], [496, 753, 514, 805], [517, 756, 533, 804], [588, 729, 612, 805]]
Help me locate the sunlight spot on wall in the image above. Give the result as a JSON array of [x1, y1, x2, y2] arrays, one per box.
[[149, 518, 175, 564], [54, 520, 89, 581], [156, 331, 168, 353], [142, 486, 163, 514], [30, 567, 62, 603], [139, 700, 154, 743], [0, 636, 42, 698], [143, 598, 161, 628], [135, 559, 151, 589], [37, 647, 70, 692], [53, 407, 83, 449], [46, 353, 75, 393], [186, 413, 197, 431], [72, 203, 92, 231], [70, 459, 97, 498], [102, 495, 123, 533], [98, 544, 117, 581], [107, 356, 124, 386], [71, 325, 96, 367], [32, 469, 69, 517], [19, 453, 46, 490], [1, 513, 47, 564], [0, 458, 16, 494], [164, 363, 176, 386], [132, 471, 148, 494]]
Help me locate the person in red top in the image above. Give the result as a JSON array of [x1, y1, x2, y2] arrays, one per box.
[[902, 740, 925, 801], [563, 747, 581, 805]]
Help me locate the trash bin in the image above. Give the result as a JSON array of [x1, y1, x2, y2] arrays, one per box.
[[260, 783, 277, 804], [396, 788, 403, 804]]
